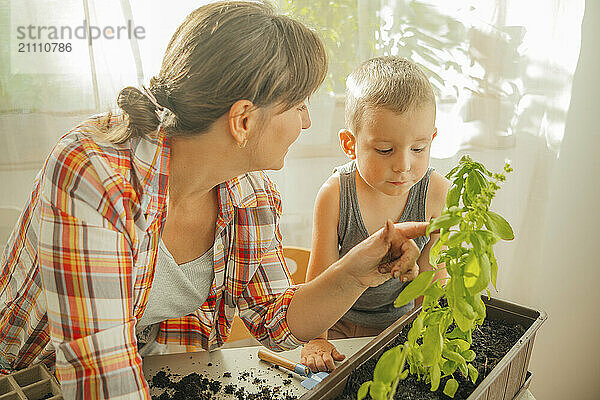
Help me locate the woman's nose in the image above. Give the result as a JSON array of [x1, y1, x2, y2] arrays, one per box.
[[301, 107, 311, 130]]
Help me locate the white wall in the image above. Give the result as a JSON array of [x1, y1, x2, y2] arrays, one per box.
[[526, 1, 600, 398]]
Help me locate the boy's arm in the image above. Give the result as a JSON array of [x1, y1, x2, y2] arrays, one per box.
[[415, 172, 451, 307], [301, 174, 345, 371]]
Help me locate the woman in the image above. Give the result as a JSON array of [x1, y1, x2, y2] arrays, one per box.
[[0, 2, 427, 398]]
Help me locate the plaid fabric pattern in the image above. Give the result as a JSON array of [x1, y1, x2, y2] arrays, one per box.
[[0, 112, 302, 399]]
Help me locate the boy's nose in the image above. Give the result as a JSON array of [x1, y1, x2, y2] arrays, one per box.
[[392, 153, 411, 173], [301, 107, 311, 130]]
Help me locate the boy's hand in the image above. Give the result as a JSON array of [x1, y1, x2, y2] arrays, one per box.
[[341, 220, 427, 288], [301, 339, 346, 372]]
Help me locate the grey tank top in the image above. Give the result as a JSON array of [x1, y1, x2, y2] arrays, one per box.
[[337, 161, 432, 329]]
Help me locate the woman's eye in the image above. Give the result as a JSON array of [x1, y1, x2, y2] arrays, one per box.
[[412, 147, 425, 153], [376, 148, 393, 154]]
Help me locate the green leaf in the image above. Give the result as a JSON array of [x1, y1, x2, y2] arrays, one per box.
[[374, 346, 404, 384], [469, 231, 486, 255], [441, 359, 457, 375], [427, 214, 461, 235], [369, 381, 389, 400], [394, 270, 435, 308], [442, 348, 466, 365], [462, 254, 480, 289], [449, 339, 470, 352], [446, 180, 462, 207], [422, 323, 443, 366], [466, 170, 487, 197], [443, 379, 459, 398], [484, 211, 514, 240], [489, 251, 498, 289], [357, 381, 371, 400], [430, 363, 441, 391], [399, 369, 409, 379], [428, 236, 444, 265], [461, 350, 476, 362], [423, 281, 444, 308], [408, 314, 424, 345], [447, 231, 467, 247], [468, 364, 479, 384]]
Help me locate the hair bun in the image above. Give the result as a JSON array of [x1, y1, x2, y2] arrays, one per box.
[[117, 86, 161, 139]]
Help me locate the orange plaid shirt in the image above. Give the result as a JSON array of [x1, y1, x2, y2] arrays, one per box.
[[0, 111, 303, 398]]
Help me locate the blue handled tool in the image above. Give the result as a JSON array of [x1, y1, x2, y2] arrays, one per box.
[[257, 349, 329, 390]]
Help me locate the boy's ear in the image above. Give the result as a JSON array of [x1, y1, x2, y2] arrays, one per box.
[[228, 100, 256, 147], [339, 129, 357, 159]]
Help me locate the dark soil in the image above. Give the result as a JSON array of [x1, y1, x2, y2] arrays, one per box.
[[148, 368, 299, 400], [337, 317, 527, 400]]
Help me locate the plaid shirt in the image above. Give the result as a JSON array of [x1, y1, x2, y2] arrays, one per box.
[[0, 112, 303, 399]]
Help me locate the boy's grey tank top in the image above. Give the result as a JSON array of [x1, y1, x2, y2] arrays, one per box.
[[336, 161, 432, 329]]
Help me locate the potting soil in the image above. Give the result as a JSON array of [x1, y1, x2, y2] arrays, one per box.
[[338, 317, 526, 400], [148, 368, 298, 400]]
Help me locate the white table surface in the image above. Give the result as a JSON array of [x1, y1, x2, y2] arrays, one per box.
[[142, 337, 535, 399]]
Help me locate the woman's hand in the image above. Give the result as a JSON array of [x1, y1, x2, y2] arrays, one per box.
[[301, 339, 345, 372], [340, 220, 428, 289]]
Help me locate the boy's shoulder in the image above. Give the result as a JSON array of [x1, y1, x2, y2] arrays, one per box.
[[426, 170, 451, 218]]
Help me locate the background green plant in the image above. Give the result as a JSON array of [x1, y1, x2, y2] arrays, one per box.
[[358, 156, 514, 399]]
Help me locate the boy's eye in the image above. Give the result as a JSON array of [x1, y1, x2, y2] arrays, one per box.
[[375, 148, 393, 154], [297, 104, 307, 111]]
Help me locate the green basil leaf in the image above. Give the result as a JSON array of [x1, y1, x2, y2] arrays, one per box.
[[394, 270, 435, 308], [357, 381, 371, 400], [399, 369, 409, 379], [369, 381, 389, 400], [443, 378, 459, 398], [489, 251, 498, 289], [468, 364, 479, 384], [469, 231, 486, 255], [427, 214, 462, 235], [449, 339, 470, 352], [470, 253, 491, 295], [463, 254, 480, 289], [422, 323, 443, 366], [461, 349, 476, 362], [428, 236, 443, 265], [374, 346, 403, 384], [446, 181, 462, 207], [441, 359, 457, 375], [408, 314, 425, 345], [466, 170, 487, 197], [447, 231, 467, 247], [430, 363, 441, 391], [484, 211, 514, 240], [442, 348, 466, 365]]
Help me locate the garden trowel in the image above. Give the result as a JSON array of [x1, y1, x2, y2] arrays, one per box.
[[257, 349, 329, 390]]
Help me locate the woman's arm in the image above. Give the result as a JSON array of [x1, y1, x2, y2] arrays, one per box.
[[39, 142, 150, 399]]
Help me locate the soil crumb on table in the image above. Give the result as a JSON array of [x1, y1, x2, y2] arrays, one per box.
[[338, 318, 526, 400], [148, 369, 299, 399]]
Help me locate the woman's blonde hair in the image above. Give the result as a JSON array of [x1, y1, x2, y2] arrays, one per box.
[[108, 1, 327, 143], [345, 56, 434, 134]]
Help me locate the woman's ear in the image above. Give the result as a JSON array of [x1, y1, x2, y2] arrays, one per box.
[[228, 100, 255, 147], [339, 129, 357, 159], [432, 128, 438, 140]]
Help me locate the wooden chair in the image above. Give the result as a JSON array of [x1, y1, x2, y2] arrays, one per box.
[[226, 246, 311, 345]]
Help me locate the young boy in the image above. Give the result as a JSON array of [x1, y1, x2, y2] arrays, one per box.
[[300, 57, 450, 372]]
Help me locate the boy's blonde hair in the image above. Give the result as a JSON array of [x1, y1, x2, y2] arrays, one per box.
[[345, 56, 434, 133], [107, 1, 327, 143]]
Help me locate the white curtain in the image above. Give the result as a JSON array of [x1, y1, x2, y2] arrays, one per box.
[[1, 1, 596, 398]]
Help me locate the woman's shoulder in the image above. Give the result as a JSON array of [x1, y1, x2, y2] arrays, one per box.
[[225, 171, 282, 213]]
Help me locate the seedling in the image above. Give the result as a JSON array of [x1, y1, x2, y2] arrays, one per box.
[[358, 155, 514, 399]]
